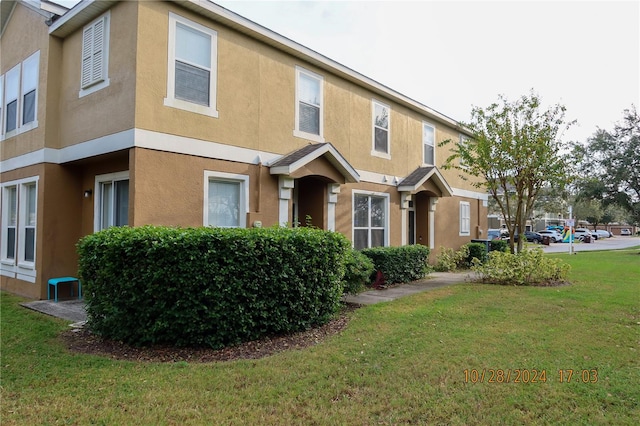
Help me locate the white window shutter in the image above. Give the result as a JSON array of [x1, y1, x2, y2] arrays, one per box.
[[81, 26, 93, 88], [92, 19, 104, 83], [81, 17, 105, 89]]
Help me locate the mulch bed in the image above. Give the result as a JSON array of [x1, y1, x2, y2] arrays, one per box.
[[60, 304, 360, 363]]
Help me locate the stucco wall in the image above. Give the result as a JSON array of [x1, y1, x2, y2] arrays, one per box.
[[0, 3, 50, 159], [55, 1, 137, 148]]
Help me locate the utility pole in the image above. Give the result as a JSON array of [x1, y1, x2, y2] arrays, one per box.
[[568, 205, 574, 255]]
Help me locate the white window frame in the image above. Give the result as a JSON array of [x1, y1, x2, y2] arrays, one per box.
[[0, 74, 4, 139], [1, 177, 39, 282], [94, 171, 129, 232], [4, 64, 20, 137], [293, 66, 324, 143], [352, 190, 390, 249], [422, 121, 435, 166], [459, 134, 470, 169], [203, 171, 249, 228], [164, 12, 218, 118], [459, 201, 471, 236], [79, 12, 110, 97], [21, 51, 39, 132], [371, 99, 391, 159]]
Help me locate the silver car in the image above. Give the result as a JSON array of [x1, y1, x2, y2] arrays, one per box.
[[537, 229, 563, 243]]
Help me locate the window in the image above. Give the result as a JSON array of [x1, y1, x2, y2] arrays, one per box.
[[423, 122, 435, 165], [4, 65, 19, 134], [353, 192, 389, 250], [0, 75, 4, 136], [165, 12, 218, 117], [204, 171, 249, 228], [1, 178, 38, 280], [459, 134, 470, 168], [372, 100, 390, 157], [460, 201, 470, 236], [80, 12, 110, 96], [1, 52, 40, 137], [94, 172, 129, 231], [294, 67, 324, 142], [21, 51, 39, 127], [1, 186, 18, 262]]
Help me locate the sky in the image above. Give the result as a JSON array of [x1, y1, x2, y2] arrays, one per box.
[[58, 0, 639, 144]]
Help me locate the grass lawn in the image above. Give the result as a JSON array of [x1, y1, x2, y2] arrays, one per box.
[[1, 248, 639, 425]]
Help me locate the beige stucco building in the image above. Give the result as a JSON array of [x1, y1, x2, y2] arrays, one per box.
[[1, 0, 488, 300]]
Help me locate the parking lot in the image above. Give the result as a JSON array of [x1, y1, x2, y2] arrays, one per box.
[[539, 236, 640, 253]]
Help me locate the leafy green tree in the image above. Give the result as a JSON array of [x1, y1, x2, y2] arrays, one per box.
[[440, 91, 574, 253], [573, 106, 640, 225]]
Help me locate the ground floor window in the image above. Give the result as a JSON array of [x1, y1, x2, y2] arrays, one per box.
[[353, 191, 389, 250], [204, 171, 249, 228], [1, 177, 38, 279], [460, 201, 470, 236], [95, 171, 129, 231]]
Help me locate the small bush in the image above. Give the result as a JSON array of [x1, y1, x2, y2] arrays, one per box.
[[490, 240, 508, 253], [464, 242, 488, 266], [341, 249, 375, 294], [361, 245, 430, 285], [472, 248, 571, 286]]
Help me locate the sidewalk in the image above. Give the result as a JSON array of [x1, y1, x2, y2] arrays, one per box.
[[342, 271, 472, 305], [21, 271, 472, 321]]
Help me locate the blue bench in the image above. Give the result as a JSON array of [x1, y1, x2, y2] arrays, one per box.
[[47, 277, 82, 303]]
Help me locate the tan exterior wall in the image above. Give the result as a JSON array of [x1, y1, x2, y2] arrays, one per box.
[[55, 1, 137, 148], [0, 3, 50, 159], [130, 148, 280, 228], [132, 1, 482, 196]]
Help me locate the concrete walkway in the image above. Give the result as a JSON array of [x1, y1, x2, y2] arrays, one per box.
[[342, 271, 472, 305], [21, 298, 87, 323], [20, 271, 472, 321]]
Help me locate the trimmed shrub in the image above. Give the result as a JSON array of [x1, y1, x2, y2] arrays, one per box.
[[341, 249, 375, 295], [77, 225, 350, 348], [472, 247, 571, 286], [464, 242, 488, 266], [490, 239, 508, 253], [361, 245, 430, 285]]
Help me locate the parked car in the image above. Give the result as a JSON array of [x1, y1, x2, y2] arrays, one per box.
[[594, 229, 612, 238], [574, 228, 594, 241], [514, 231, 543, 243], [620, 228, 631, 236], [487, 229, 502, 241], [537, 229, 563, 243]]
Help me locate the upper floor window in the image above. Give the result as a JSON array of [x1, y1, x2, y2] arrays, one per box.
[[4, 65, 20, 134], [2, 51, 40, 138], [459, 134, 470, 168], [294, 66, 324, 142], [423, 122, 435, 165], [372, 100, 390, 158], [22, 52, 39, 126], [80, 12, 110, 97], [164, 12, 218, 117], [460, 201, 471, 236], [204, 171, 249, 228]]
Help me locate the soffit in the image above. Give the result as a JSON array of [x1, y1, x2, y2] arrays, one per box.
[[48, 0, 115, 37]]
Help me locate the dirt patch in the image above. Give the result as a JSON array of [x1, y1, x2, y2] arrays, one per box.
[[60, 304, 359, 363]]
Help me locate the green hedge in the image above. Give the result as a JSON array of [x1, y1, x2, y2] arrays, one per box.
[[77, 225, 350, 348], [465, 242, 488, 266], [489, 240, 509, 253], [361, 245, 431, 285], [341, 249, 375, 294]]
